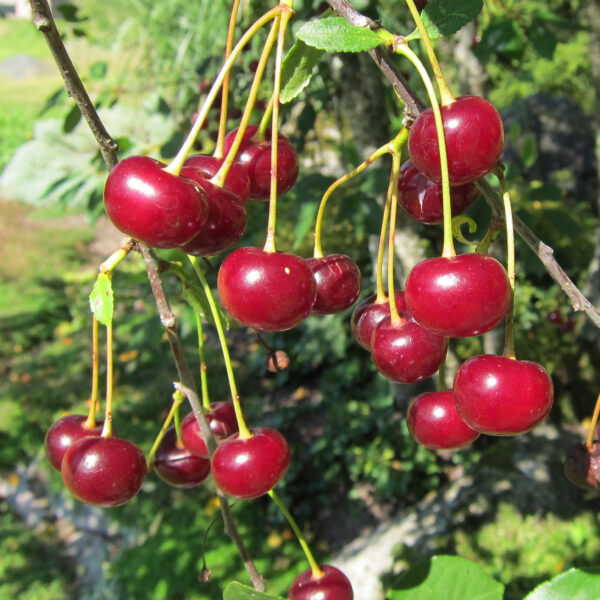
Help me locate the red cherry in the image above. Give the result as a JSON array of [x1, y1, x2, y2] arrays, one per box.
[[397, 160, 479, 224], [371, 315, 448, 384], [407, 390, 479, 450], [453, 354, 554, 435], [564, 442, 600, 490], [351, 292, 406, 351], [217, 247, 317, 331], [546, 310, 564, 325], [183, 154, 251, 203], [408, 96, 504, 185], [179, 167, 247, 257], [404, 253, 511, 337], [306, 254, 362, 315], [61, 436, 147, 507], [45, 414, 103, 471], [180, 402, 239, 458], [289, 565, 354, 600], [223, 125, 299, 200], [211, 428, 290, 499], [153, 427, 211, 488], [103, 156, 209, 248]]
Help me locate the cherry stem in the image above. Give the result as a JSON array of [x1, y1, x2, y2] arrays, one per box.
[[215, 0, 243, 158], [267, 489, 324, 579], [146, 389, 186, 469], [386, 149, 403, 326], [213, 16, 281, 189], [375, 184, 392, 302], [404, 0, 454, 105], [84, 315, 99, 429], [438, 354, 448, 391], [257, 94, 275, 139], [264, 9, 293, 254], [164, 6, 281, 176], [99, 238, 136, 273], [188, 256, 251, 439], [101, 323, 114, 438], [394, 42, 454, 257], [195, 312, 212, 411], [313, 142, 390, 259], [586, 390, 600, 450]]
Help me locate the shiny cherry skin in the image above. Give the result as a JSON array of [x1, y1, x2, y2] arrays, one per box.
[[180, 402, 239, 458], [103, 155, 209, 248], [217, 247, 317, 331], [397, 160, 479, 224], [371, 315, 448, 384], [407, 390, 479, 450], [211, 427, 290, 499], [61, 436, 147, 507], [178, 167, 247, 257], [223, 125, 299, 200], [564, 442, 600, 491], [408, 96, 504, 185], [183, 154, 251, 203], [404, 253, 511, 338], [45, 414, 103, 471], [306, 254, 362, 315], [351, 291, 406, 351], [153, 427, 211, 488], [289, 565, 354, 600], [453, 354, 554, 435]]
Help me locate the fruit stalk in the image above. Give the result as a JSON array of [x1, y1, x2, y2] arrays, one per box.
[[146, 390, 186, 468], [586, 390, 600, 450], [84, 315, 100, 429], [386, 147, 404, 325], [499, 174, 516, 360], [195, 312, 212, 411], [101, 323, 114, 438]]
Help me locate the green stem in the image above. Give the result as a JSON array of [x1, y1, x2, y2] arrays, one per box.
[[195, 312, 211, 411], [257, 94, 274, 140], [375, 189, 391, 302], [586, 390, 600, 450], [146, 390, 186, 468], [395, 42, 454, 257], [99, 239, 135, 273], [84, 315, 99, 429], [101, 323, 114, 438], [386, 149, 403, 325], [268, 489, 323, 578]]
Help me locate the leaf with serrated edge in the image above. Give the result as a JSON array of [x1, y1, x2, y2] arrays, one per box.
[[281, 40, 324, 103], [406, 0, 483, 41], [223, 580, 284, 600], [297, 17, 385, 53], [89, 273, 114, 326], [524, 568, 600, 600]]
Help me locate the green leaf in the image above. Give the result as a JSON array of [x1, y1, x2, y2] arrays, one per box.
[[296, 17, 386, 53], [280, 40, 324, 104], [408, 0, 483, 41], [89, 61, 108, 79], [181, 284, 215, 327], [524, 568, 600, 600], [223, 581, 284, 600], [57, 3, 87, 22], [529, 22, 557, 60], [388, 555, 504, 600], [89, 273, 114, 326], [63, 104, 82, 134], [521, 133, 538, 169], [292, 200, 318, 251]]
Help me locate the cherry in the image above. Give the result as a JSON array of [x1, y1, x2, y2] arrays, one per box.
[[211, 427, 290, 499], [183, 154, 251, 203], [371, 315, 448, 384], [44, 414, 103, 471], [397, 160, 479, 224], [223, 125, 299, 200], [351, 291, 406, 351], [178, 167, 247, 257], [407, 390, 479, 450], [564, 442, 600, 490], [153, 427, 211, 488], [180, 402, 238, 458], [305, 254, 362, 315], [217, 247, 317, 331], [103, 155, 210, 248], [404, 253, 511, 338], [414, 0, 428, 12], [289, 565, 354, 600], [546, 310, 564, 325], [61, 436, 147, 507], [560, 318, 576, 333], [408, 96, 504, 185], [453, 354, 554, 435]]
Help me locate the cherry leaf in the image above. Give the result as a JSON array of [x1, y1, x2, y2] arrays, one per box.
[[89, 272, 114, 326], [406, 0, 483, 41], [223, 581, 284, 600], [296, 17, 386, 53], [524, 568, 600, 600], [280, 40, 324, 104]]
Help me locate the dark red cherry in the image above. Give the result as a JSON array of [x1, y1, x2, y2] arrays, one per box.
[[351, 291, 406, 351], [183, 154, 251, 203], [397, 160, 479, 224], [180, 402, 239, 458], [305, 254, 362, 315], [407, 390, 479, 450], [289, 565, 354, 600], [223, 125, 299, 200], [546, 310, 564, 325], [414, 0, 428, 11], [404, 253, 511, 337], [371, 315, 448, 384], [45, 414, 103, 471], [564, 442, 600, 490], [179, 167, 247, 257], [453, 354, 554, 435], [103, 155, 209, 248], [153, 427, 211, 488], [211, 427, 290, 499], [61, 436, 147, 507], [217, 247, 317, 331], [408, 96, 504, 185]]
